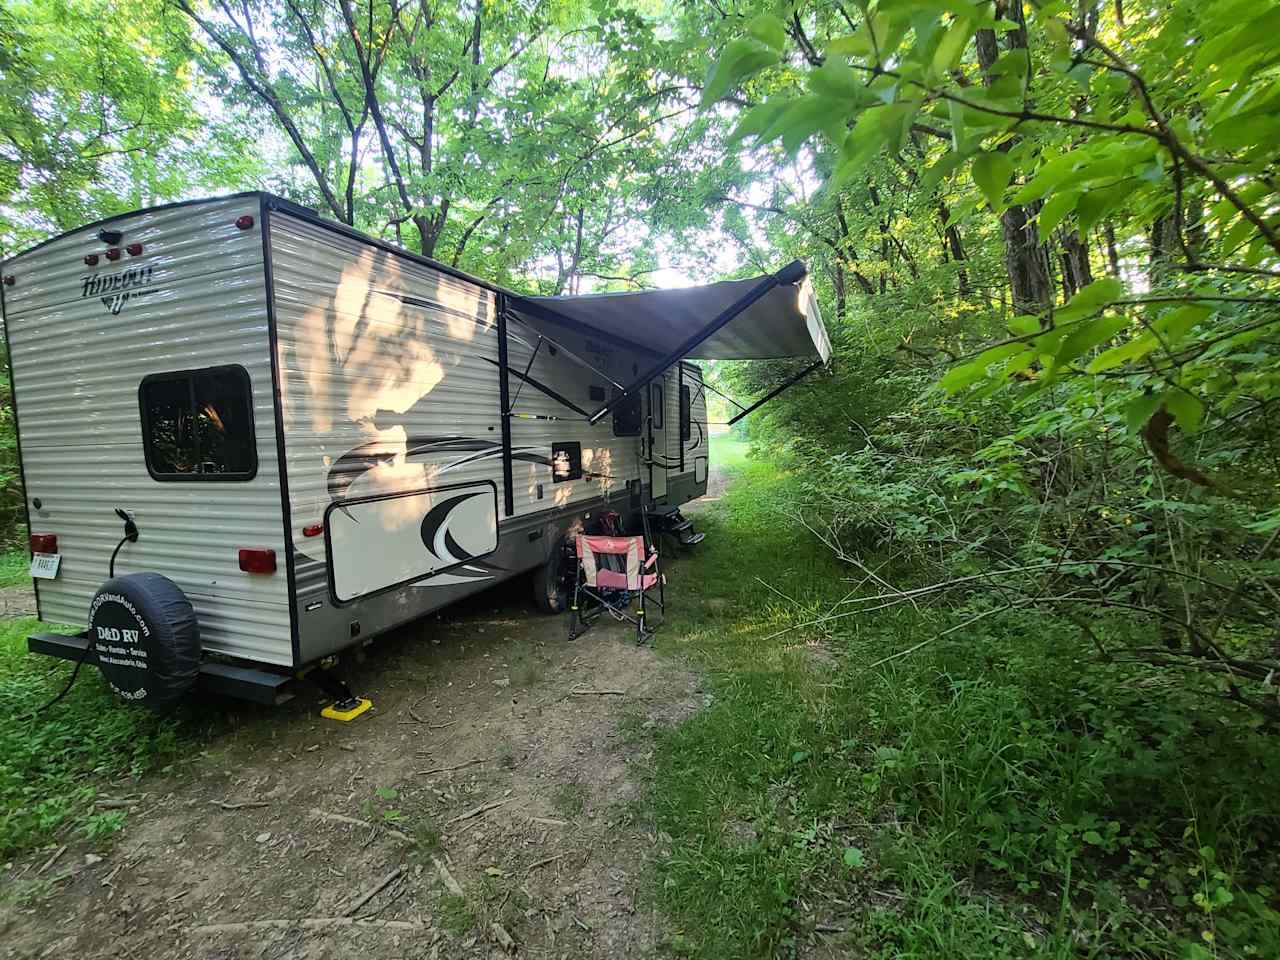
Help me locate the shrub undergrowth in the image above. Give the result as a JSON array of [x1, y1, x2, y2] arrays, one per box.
[[650, 448, 1279, 959]]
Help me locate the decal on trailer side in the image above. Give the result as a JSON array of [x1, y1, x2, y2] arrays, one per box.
[[324, 480, 500, 605]]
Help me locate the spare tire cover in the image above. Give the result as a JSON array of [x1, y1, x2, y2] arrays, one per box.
[[88, 573, 200, 710]]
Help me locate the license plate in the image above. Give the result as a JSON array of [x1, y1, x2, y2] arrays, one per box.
[[30, 553, 61, 580]]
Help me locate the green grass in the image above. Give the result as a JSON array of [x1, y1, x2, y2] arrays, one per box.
[[0, 546, 29, 588], [0, 617, 201, 857], [709, 434, 750, 471], [646, 456, 1280, 959]]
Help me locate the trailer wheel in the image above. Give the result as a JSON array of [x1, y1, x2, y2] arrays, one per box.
[[532, 541, 570, 614], [88, 573, 200, 711]]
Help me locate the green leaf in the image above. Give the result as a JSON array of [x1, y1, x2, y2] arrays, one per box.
[[1012, 152, 1082, 203], [828, 12, 890, 58], [727, 100, 789, 145], [1164, 390, 1204, 431], [843, 846, 866, 868], [971, 151, 1013, 210], [1038, 190, 1080, 238], [810, 58, 874, 102], [1154, 304, 1211, 345], [1055, 277, 1123, 324], [1075, 185, 1126, 238], [931, 17, 972, 76], [940, 342, 1027, 393], [746, 13, 787, 52], [1088, 334, 1158, 373], [1125, 392, 1162, 434], [1008, 314, 1040, 336], [920, 150, 965, 193], [1052, 312, 1128, 372], [701, 39, 780, 108], [755, 96, 848, 154], [1082, 830, 1104, 845]]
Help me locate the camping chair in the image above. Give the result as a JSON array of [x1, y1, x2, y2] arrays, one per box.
[[568, 533, 665, 643]]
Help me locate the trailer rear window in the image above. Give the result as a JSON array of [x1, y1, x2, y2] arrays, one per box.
[[140, 366, 257, 480]]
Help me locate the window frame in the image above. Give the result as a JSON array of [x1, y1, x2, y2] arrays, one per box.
[[651, 382, 664, 429], [679, 384, 692, 444], [551, 441, 583, 483], [611, 387, 643, 437], [138, 364, 259, 482]]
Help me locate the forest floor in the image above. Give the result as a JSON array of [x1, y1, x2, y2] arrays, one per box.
[[0, 486, 727, 959]]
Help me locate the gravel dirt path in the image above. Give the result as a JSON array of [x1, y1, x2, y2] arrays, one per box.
[[0, 573, 706, 959]]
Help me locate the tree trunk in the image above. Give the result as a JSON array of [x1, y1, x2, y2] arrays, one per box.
[[1058, 229, 1093, 300], [832, 263, 847, 322], [1104, 223, 1121, 276], [938, 202, 970, 297], [975, 2, 1054, 320]]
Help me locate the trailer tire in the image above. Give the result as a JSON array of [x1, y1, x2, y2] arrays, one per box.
[[532, 542, 569, 615], [88, 573, 200, 711]]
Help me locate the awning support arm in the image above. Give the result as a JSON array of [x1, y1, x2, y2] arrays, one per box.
[[726, 360, 824, 426], [698, 377, 747, 412], [585, 260, 808, 426]]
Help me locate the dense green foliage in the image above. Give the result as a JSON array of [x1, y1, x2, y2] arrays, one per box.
[[703, 1, 1280, 715], [653, 448, 1278, 958]]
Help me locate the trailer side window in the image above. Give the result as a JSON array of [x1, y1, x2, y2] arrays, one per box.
[[611, 387, 642, 437], [551, 441, 582, 482], [680, 385, 692, 443], [140, 365, 257, 480], [650, 383, 663, 429]]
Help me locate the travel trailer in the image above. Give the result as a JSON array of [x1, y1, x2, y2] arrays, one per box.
[[0, 192, 830, 709]]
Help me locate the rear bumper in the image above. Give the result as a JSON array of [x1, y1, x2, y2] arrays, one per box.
[[28, 632, 296, 705]]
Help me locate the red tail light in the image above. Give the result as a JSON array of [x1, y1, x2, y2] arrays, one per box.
[[238, 548, 277, 574], [235, 215, 255, 230], [30, 534, 57, 554], [126, 243, 143, 256], [84, 254, 99, 266], [105, 247, 121, 261], [2, 275, 13, 286], [302, 523, 324, 538]]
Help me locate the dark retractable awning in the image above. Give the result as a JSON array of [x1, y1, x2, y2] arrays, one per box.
[[512, 260, 831, 363], [508, 260, 831, 424]]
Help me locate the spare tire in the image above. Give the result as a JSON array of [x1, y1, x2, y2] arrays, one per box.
[[88, 573, 200, 711]]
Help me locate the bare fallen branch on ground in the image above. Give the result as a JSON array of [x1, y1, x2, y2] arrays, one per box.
[[433, 856, 464, 897], [211, 800, 269, 811], [416, 757, 491, 777], [524, 854, 564, 874], [446, 798, 511, 825], [309, 808, 413, 843], [343, 865, 405, 917], [191, 918, 424, 934]]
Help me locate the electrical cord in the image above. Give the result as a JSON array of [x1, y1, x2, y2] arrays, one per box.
[[23, 511, 137, 718]]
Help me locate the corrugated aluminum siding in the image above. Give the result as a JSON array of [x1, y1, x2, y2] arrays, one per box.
[[267, 212, 504, 633], [504, 313, 647, 516], [2, 196, 292, 665]]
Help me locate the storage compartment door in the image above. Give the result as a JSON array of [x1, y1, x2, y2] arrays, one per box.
[[325, 482, 498, 603]]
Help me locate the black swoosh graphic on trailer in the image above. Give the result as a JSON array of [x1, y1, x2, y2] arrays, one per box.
[[420, 491, 485, 561], [327, 435, 495, 501]]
